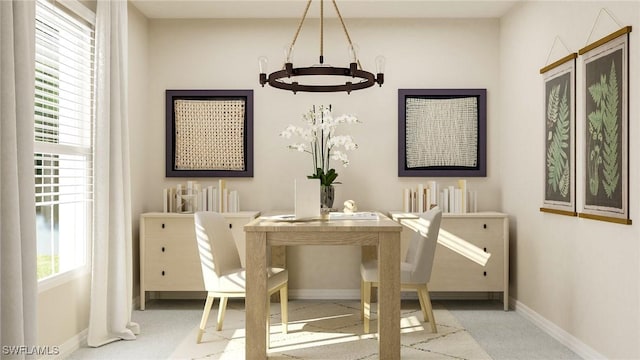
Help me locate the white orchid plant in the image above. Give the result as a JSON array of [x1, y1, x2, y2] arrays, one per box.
[[280, 105, 360, 186]]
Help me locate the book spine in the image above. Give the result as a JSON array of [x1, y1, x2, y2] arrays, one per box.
[[458, 179, 467, 213], [218, 180, 225, 212], [223, 188, 228, 213], [201, 187, 207, 212], [163, 188, 168, 212], [403, 189, 410, 212], [176, 184, 182, 213], [207, 186, 214, 212]]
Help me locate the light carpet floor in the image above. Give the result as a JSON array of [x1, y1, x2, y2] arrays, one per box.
[[67, 299, 581, 360], [170, 300, 490, 359]]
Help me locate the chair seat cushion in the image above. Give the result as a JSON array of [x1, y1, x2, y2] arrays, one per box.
[[215, 267, 288, 293], [360, 260, 415, 283]]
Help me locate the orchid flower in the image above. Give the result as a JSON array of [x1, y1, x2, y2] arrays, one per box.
[[280, 105, 360, 186]]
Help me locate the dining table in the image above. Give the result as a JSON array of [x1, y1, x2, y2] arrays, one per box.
[[244, 213, 403, 359]]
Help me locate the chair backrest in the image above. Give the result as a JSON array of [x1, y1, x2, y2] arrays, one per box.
[[194, 212, 242, 290], [406, 206, 442, 284]]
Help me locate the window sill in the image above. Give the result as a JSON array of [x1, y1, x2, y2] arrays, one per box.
[[38, 265, 90, 293]]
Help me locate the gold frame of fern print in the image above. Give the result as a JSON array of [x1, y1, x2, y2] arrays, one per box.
[[578, 26, 631, 224], [540, 53, 577, 217]]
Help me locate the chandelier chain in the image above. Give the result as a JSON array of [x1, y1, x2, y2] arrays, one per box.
[[320, 0, 324, 62], [289, 0, 313, 63]]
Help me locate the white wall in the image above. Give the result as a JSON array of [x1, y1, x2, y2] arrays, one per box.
[[133, 17, 501, 292], [37, 274, 90, 349], [499, 2, 639, 358]]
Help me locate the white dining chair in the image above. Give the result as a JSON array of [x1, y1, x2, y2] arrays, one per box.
[[360, 206, 442, 333], [194, 211, 288, 344]]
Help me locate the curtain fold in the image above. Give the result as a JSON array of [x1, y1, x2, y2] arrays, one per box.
[[0, 1, 38, 359], [87, 0, 139, 347]]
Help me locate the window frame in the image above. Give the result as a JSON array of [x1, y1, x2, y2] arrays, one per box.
[[35, 0, 96, 289]]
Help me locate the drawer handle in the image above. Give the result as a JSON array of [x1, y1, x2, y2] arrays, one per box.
[[162, 223, 165, 229], [162, 247, 165, 252], [228, 223, 233, 229], [483, 224, 487, 229], [484, 247, 487, 252], [162, 270, 165, 276], [483, 271, 487, 277]]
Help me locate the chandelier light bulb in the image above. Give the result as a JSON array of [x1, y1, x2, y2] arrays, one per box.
[[348, 43, 360, 63], [375, 55, 386, 74], [258, 56, 268, 73], [283, 45, 294, 63]]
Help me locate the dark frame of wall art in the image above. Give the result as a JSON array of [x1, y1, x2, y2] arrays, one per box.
[[578, 26, 631, 224], [398, 89, 487, 177], [165, 89, 254, 178], [539, 53, 577, 217]]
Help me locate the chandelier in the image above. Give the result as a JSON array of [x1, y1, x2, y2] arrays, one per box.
[[258, 0, 385, 94]]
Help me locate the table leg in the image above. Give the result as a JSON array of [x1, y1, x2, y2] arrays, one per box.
[[246, 231, 268, 360], [270, 245, 286, 302], [361, 245, 378, 303], [378, 232, 401, 359]]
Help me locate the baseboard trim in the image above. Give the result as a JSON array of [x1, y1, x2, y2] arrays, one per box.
[[43, 328, 87, 360], [431, 291, 500, 301], [288, 289, 501, 301], [511, 298, 605, 359], [47, 296, 137, 359], [288, 289, 429, 300]]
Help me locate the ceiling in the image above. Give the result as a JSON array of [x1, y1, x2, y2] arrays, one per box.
[[130, 0, 521, 19]]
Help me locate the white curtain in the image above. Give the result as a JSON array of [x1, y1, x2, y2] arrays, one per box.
[[87, 0, 139, 347], [0, 1, 38, 359]]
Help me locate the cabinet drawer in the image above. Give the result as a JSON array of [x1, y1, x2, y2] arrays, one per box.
[[144, 260, 204, 291], [430, 243, 504, 291], [143, 217, 196, 240], [144, 237, 199, 263], [441, 218, 503, 245]]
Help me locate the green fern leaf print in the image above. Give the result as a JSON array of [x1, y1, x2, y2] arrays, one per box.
[[586, 59, 621, 198], [601, 60, 619, 198], [546, 82, 569, 198]]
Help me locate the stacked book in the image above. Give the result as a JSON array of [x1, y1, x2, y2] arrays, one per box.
[[163, 179, 240, 213], [403, 180, 477, 214]]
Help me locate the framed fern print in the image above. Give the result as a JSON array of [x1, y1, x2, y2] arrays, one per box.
[[540, 53, 577, 216], [578, 26, 631, 224]]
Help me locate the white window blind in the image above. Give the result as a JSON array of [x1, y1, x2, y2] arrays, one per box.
[[34, 0, 95, 280]]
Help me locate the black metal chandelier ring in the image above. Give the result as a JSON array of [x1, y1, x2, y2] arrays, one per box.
[[263, 62, 382, 94]]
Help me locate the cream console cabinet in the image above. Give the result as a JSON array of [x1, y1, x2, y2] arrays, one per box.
[[390, 211, 509, 310], [139, 211, 259, 310]]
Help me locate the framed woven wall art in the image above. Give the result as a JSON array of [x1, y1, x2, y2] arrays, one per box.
[[578, 26, 631, 224], [398, 89, 487, 177], [165, 89, 253, 177], [539, 53, 577, 217]]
